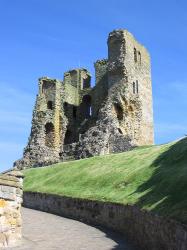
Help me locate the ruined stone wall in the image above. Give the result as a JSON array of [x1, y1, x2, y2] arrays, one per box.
[[62, 30, 154, 159], [14, 77, 65, 169], [79, 69, 91, 91], [63, 71, 80, 105], [0, 171, 23, 248], [108, 30, 154, 146], [14, 29, 154, 169], [63, 69, 92, 146], [92, 59, 108, 117], [123, 31, 153, 145], [24, 192, 187, 250], [63, 69, 91, 106]]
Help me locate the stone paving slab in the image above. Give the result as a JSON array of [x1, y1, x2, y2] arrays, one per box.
[[7, 208, 136, 250]]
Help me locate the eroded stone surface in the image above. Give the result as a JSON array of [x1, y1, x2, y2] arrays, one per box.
[[0, 171, 23, 248], [14, 29, 154, 169]]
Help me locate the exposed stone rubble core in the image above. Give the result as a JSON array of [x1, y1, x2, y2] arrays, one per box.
[[14, 29, 154, 169], [0, 171, 24, 247]]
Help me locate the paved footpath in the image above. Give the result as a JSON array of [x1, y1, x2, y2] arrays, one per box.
[[7, 208, 136, 250]]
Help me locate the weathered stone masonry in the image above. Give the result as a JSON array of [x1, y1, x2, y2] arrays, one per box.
[[23, 192, 187, 250], [14, 29, 154, 169], [0, 171, 24, 247]]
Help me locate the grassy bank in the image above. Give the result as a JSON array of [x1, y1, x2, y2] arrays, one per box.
[[23, 137, 187, 224]]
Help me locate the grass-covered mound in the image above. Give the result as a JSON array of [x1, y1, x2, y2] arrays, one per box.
[[23, 137, 187, 224]]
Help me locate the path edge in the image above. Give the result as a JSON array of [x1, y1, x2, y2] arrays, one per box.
[[23, 191, 187, 250]]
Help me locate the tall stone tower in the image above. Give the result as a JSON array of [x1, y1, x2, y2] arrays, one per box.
[[14, 29, 154, 169], [15, 77, 64, 167], [107, 30, 154, 145]]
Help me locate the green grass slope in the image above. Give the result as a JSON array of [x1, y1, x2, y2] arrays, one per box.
[[23, 137, 187, 224]]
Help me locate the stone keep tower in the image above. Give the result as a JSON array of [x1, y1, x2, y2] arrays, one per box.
[[20, 77, 64, 167], [107, 30, 153, 145], [14, 29, 154, 169]]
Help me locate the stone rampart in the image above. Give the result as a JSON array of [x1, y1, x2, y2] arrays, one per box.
[[23, 191, 187, 250], [0, 171, 23, 247]]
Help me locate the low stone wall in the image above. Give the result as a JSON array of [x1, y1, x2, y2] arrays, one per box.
[[0, 171, 24, 247], [24, 191, 187, 250]]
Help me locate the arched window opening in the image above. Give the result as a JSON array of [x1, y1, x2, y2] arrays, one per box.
[[134, 48, 137, 62], [64, 130, 72, 145], [136, 80, 139, 94], [82, 77, 91, 89], [45, 122, 55, 147], [73, 106, 77, 119], [63, 102, 68, 117], [82, 95, 92, 118], [138, 51, 141, 64], [133, 81, 139, 94], [114, 103, 123, 121], [89, 106, 92, 116], [133, 82, 136, 94], [47, 101, 53, 110], [64, 102, 68, 108]]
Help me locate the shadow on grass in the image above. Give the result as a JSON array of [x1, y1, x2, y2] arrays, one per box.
[[134, 137, 187, 223]]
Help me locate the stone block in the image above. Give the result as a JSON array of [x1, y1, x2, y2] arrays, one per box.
[[0, 232, 7, 247], [0, 171, 23, 247], [0, 186, 16, 201], [0, 199, 7, 207]]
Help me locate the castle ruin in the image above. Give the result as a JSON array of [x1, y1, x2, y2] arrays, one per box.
[[14, 29, 154, 169]]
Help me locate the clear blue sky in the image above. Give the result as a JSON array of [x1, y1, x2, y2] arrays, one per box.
[[0, 0, 187, 171]]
